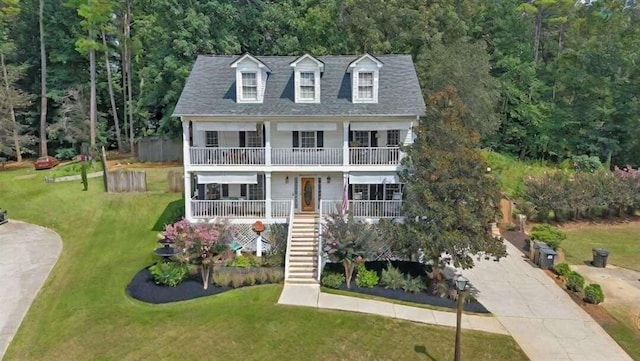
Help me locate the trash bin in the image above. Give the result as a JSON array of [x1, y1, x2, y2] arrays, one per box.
[[530, 240, 548, 264], [538, 247, 557, 269], [592, 248, 609, 268]]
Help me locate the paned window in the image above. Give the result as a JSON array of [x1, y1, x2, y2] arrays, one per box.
[[301, 131, 316, 148], [246, 131, 262, 147], [353, 131, 370, 147], [205, 131, 218, 147], [357, 72, 374, 99], [353, 184, 369, 200], [387, 130, 400, 147], [300, 72, 315, 99], [241, 72, 257, 99]]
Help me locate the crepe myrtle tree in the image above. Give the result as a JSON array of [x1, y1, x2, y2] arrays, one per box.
[[322, 212, 376, 288], [164, 219, 234, 289], [401, 87, 507, 268]]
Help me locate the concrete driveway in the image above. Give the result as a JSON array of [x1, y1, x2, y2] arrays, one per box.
[[463, 241, 632, 361], [0, 221, 62, 360]]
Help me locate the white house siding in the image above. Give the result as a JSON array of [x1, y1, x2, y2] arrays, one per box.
[[271, 172, 343, 210], [271, 173, 295, 200], [270, 124, 343, 148], [192, 130, 241, 147]]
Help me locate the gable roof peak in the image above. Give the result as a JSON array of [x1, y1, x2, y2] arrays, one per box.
[[289, 53, 324, 70], [348, 53, 384, 69], [230, 53, 272, 72]]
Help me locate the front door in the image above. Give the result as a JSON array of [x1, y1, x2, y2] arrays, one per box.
[[301, 177, 315, 212]]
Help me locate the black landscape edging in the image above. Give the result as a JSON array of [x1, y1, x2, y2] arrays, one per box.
[[332, 285, 490, 313], [323, 261, 489, 313], [127, 268, 231, 304]]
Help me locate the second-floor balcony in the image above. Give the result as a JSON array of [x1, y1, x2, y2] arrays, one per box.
[[189, 146, 402, 166]]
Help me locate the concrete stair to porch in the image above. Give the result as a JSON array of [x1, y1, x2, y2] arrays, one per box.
[[286, 213, 319, 284]]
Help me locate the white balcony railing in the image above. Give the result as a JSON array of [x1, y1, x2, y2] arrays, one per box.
[[191, 200, 293, 219], [271, 148, 342, 165], [320, 200, 403, 219], [349, 147, 401, 165], [190, 147, 265, 165]]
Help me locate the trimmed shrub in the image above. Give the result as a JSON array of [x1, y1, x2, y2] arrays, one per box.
[[230, 273, 245, 288], [584, 284, 605, 304], [531, 223, 566, 250], [553, 262, 571, 277], [321, 272, 345, 289], [380, 263, 406, 290], [566, 271, 585, 292], [244, 273, 256, 286], [402, 275, 425, 294], [228, 255, 259, 268], [149, 262, 189, 287], [212, 271, 231, 287], [266, 268, 284, 283], [255, 268, 269, 284], [355, 265, 379, 288]]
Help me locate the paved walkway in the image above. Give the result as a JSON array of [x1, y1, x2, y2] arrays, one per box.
[[278, 284, 509, 335], [463, 241, 632, 361], [0, 221, 62, 360]]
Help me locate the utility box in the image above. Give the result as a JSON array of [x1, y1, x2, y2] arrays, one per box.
[[530, 240, 548, 264], [592, 248, 609, 268], [538, 247, 557, 270]]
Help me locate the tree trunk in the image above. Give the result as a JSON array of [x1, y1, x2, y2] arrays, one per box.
[[38, 0, 48, 157], [89, 30, 97, 152], [101, 30, 123, 152], [1, 54, 22, 162], [534, 10, 542, 63], [201, 265, 210, 290], [126, 0, 134, 154], [343, 260, 354, 289], [121, 7, 128, 149]]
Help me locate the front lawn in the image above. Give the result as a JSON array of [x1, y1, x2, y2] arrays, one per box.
[[561, 222, 640, 271], [0, 167, 527, 361]]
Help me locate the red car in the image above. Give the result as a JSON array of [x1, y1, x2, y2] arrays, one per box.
[[33, 156, 60, 170]]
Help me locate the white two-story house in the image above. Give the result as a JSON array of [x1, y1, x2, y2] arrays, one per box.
[[173, 53, 425, 225]]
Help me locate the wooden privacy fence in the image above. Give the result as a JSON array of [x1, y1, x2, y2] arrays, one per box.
[[136, 137, 182, 162], [167, 170, 183, 193], [106, 169, 147, 192]]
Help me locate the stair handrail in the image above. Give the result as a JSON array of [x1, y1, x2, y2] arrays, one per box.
[[317, 201, 324, 282], [284, 200, 295, 280]]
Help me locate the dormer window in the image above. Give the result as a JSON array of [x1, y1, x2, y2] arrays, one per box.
[[299, 72, 316, 100], [349, 53, 383, 104], [357, 72, 374, 100], [290, 54, 323, 103], [230, 53, 271, 103], [241, 72, 258, 100]]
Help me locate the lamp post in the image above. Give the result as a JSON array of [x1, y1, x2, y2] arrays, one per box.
[[454, 275, 468, 361]]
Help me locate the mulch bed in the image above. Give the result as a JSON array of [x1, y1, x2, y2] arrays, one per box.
[[324, 261, 490, 313], [334, 285, 490, 313], [543, 269, 618, 325], [127, 268, 231, 304], [503, 230, 529, 256]]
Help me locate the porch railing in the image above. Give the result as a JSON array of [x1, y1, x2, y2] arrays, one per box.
[[320, 200, 403, 219], [271, 148, 342, 165], [349, 147, 401, 165], [190, 147, 265, 165], [284, 200, 295, 280], [191, 200, 293, 219]]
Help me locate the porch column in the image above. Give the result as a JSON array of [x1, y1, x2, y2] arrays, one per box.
[[182, 120, 192, 220], [265, 172, 272, 222], [343, 172, 349, 211], [264, 121, 271, 166], [343, 121, 350, 166]]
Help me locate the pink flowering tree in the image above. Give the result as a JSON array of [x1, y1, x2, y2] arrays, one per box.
[[164, 219, 234, 289]]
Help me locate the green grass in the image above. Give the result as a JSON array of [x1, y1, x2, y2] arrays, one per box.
[[48, 160, 104, 178], [561, 223, 640, 271], [0, 167, 528, 361], [484, 150, 555, 197], [602, 305, 640, 361]]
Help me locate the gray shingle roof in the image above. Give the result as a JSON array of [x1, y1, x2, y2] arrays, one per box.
[[173, 55, 425, 117]]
